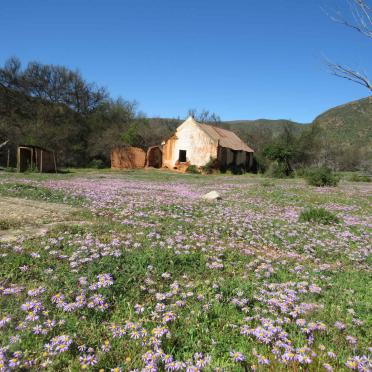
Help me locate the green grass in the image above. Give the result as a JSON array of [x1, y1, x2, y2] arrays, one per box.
[[0, 170, 370, 371], [299, 207, 341, 225], [0, 182, 85, 205]]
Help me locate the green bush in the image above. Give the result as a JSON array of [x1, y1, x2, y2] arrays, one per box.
[[4, 167, 16, 173], [201, 157, 217, 174], [230, 164, 245, 175], [186, 165, 200, 174], [265, 162, 291, 178], [305, 167, 339, 187], [299, 207, 340, 224], [89, 159, 106, 169], [294, 167, 307, 177], [261, 180, 274, 187], [253, 154, 269, 174], [348, 173, 371, 183]]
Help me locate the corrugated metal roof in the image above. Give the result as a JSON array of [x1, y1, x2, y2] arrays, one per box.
[[197, 121, 254, 152]]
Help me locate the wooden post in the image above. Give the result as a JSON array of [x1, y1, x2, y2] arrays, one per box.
[[17, 147, 20, 172], [31, 148, 34, 170], [53, 151, 57, 173], [7, 149, 10, 168], [40, 150, 43, 173]]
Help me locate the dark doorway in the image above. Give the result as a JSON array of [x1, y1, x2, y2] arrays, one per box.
[[19, 148, 32, 172], [179, 150, 187, 162], [146, 146, 162, 168]]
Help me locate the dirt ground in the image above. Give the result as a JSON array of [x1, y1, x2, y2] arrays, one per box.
[[0, 197, 81, 242]]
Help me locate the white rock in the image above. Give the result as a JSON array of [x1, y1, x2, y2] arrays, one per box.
[[201, 190, 221, 201]]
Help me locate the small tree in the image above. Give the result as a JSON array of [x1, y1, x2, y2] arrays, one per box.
[[263, 144, 295, 176], [121, 122, 145, 148]]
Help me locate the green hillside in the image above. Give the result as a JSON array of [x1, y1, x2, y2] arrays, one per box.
[[213, 97, 371, 171], [312, 96, 372, 148], [227, 118, 307, 135], [225, 96, 372, 150], [223, 119, 307, 153]]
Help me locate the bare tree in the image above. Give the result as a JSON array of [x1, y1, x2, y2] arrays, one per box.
[[326, 0, 372, 91], [326, 60, 372, 90], [0, 140, 9, 149], [187, 109, 221, 125]]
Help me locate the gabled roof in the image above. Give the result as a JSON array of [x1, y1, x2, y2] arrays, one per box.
[[185, 116, 254, 152]]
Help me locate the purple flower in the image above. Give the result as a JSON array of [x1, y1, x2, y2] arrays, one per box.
[[346, 335, 357, 345], [334, 321, 346, 330], [46, 335, 73, 354], [80, 353, 97, 367], [0, 316, 11, 328], [230, 351, 245, 362]]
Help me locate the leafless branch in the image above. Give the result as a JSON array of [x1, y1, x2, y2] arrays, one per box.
[[326, 60, 372, 90], [329, 0, 372, 39], [0, 140, 9, 149], [323, 1, 371, 91]]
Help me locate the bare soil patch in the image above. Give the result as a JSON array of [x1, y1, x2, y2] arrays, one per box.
[[0, 197, 82, 242]]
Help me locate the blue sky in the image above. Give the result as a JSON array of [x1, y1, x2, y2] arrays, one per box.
[[1, 0, 371, 123]]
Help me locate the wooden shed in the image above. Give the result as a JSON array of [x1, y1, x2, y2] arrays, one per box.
[[0, 140, 12, 168], [17, 145, 57, 173], [111, 147, 146, 169]]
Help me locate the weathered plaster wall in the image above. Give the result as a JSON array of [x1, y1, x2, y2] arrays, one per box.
[[111, 147, 146, 169], [163, 120, 218, 168]]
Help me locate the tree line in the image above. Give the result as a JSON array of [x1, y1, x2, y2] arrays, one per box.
[[0, 57, 370, 172], [0, 58, 234, 168], [0, 57, 176, 167]]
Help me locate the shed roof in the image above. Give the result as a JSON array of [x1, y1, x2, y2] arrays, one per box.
[[186, 116, 254, 152], [18, 145, 53, 152]]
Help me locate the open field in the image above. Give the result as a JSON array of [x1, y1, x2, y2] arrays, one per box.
[[0, 169, 371, 371]]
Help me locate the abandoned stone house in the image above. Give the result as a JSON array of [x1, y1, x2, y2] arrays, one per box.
[[162, 116, 254, 170], [110, 116, 254, 171]]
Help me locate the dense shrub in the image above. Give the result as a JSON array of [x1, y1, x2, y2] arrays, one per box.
[[294, 168, 308, 178], [250, 154, 266, 174], [4, 167, 16, 172], [219, 164, 245, 175], [305, 167, 339, 187], [347, 173, 371, 183], [299, 207, 340, 224], [265, 163, 291, 178], [89, 159, 106, 169], [230, 164, 245, 175], [201, 157, 217, 174], [186, 165, 200, 174]]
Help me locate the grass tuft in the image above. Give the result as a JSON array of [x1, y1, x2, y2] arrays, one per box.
[[299, 207, 340, 224]]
